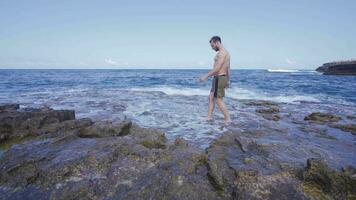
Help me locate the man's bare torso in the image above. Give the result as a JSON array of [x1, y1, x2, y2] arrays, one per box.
[[214, 49, 230, 76]]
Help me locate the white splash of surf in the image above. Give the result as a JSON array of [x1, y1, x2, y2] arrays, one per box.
[[267, 69, 300, 73], [127, 86, 321, 103]]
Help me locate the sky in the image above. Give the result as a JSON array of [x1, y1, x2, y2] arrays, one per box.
[[0, 0, 355, 69]]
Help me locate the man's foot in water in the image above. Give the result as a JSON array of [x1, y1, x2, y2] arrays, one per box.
[[224, 120, 232, 126], [205, 117, 213, 122]]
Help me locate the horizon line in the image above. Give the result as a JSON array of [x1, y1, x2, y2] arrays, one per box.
[[0, 67, 316, 70]]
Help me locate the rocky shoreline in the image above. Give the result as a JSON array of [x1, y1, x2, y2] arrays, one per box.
[[316, 60, 356, 75], [0, 103, 355, 199]]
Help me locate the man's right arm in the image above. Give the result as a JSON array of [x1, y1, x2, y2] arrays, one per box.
[[206, 53, 225, 78], [227, 66, 231, 88], [199, 53, 225, 82]]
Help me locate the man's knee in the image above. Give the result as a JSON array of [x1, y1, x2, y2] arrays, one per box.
[[216, 97, 224, 104]]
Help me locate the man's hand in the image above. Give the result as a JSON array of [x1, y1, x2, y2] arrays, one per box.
[[198, 75, 209, 82], [226, 81, 231, 89]]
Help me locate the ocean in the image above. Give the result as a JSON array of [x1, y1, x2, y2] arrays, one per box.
[[1, 69, 356, 148]]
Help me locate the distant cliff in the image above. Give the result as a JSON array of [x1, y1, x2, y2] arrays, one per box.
[[316, 60, 356, 75]]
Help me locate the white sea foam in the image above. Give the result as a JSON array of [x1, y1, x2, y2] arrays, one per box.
[[128, 86, 321, 103], [267, 69, 300, 73], [130, 86, 210, 96], [227, 88, 320, 103], [263, 95, 320, 103]]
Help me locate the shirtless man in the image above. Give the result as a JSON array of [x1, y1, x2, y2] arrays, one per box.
[[199, 36, 232, 125]]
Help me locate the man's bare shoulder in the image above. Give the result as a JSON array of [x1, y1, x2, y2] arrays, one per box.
[[224, 49, 230, 57], [217, 50, 228, 58]]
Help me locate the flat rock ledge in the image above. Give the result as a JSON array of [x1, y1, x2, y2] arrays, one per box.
[[0, 104, 355, 200]]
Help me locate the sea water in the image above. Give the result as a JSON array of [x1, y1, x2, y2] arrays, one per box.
[[1, 69, 355, 148]]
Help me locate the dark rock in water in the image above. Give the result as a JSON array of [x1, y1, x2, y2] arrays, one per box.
[[244, 100, 279, 106], [316, 60, 356, 75], [0, 104, 19, 112], [331, 124, 356, 135], [140, 111, 151, 116], [256, 106, 280, 114], [304, 112, 341, 124], [346, 115, 356, 120], [254, 104, 281, 121], [0, 104, 75, 142], [261, 114, 280, 121]]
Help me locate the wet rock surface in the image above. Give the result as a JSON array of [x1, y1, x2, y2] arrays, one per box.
[[301, 158, 356, 200], [0, 104, 75, 142], [205, 128, 356, 199], [0, 103, 355, 199], [254, 102, 281, 121], [304, 112, 342, 124], [0, 104, 221, 200], [331, 124, 356, 135]]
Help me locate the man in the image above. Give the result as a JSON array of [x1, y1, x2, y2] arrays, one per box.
[[199, 36, 232, 125]]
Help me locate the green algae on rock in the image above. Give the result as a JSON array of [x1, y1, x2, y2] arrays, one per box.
[[301, 158, 356, 200], [331, 124, 356, 135], [304, 112, 341, 124]]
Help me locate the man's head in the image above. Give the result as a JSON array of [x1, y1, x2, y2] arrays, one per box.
[[209, 36, 221, 51]]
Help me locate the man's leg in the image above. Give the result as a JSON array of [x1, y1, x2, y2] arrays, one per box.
[[207, 91, 215, 120], [216, 97, 231, 124]]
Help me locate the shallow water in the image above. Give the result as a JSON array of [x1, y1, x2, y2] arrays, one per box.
[[0, 69, 355, 152]]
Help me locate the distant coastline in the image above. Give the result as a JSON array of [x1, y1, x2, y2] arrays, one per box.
[[316, 60, 356, 75], [322, 60, 356, 67]]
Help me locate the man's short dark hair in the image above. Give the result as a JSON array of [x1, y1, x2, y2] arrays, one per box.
[[209, 36, 221, 43]]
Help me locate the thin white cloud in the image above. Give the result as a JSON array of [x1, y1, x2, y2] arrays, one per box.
[[286, 58, 297, 65], [78, 61, 88, 66], [105, 58, 118, 66], [104, 58, 129, 66], [197, 60, 206, 66]]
